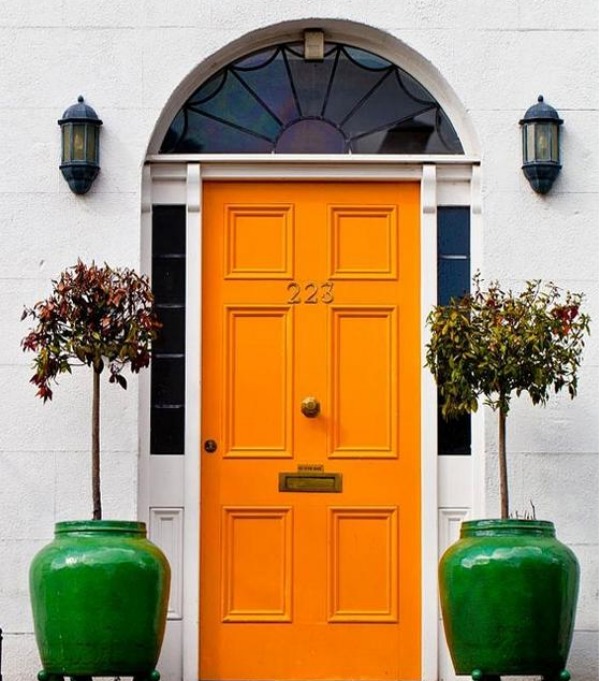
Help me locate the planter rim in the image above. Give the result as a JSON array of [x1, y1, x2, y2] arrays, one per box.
[[55, 520, 147, 535], [461, 518, 556, 537]]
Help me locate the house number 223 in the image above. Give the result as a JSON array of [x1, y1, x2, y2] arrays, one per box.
[[287, 281, 335, 304]]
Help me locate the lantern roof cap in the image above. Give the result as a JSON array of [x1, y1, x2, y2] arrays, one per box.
[[520, 95, 563, 125], [58, 96, 103, 125]]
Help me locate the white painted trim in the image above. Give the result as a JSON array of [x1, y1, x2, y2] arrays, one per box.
[[148, 160, 479, 202], [438, 508, 469, 554], [420, 164, 439, 681], [148, 154, 478, 166], [469, 165, 486, 519], [437, 508, 469, 681], [150, 507, 185, 619], [138, 164, 153, 527], [182, 164, 202, 681], [147, 158, 477, 181]]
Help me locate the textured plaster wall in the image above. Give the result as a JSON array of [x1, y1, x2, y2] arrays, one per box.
[[0, 2, 597, 680]]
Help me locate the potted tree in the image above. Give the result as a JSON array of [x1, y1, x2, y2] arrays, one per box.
[[426, 275, 590, 681], [22, 260, 170, 681]]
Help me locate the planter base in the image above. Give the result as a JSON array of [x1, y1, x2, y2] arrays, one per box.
[[39, 672, 160, 681], [471, 669, 571, 681]]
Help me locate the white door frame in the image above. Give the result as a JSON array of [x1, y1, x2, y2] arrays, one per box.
[[139, 155, 485, 681]]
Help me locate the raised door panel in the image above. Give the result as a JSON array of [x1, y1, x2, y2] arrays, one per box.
[[328, 507, 399, 622], [223, 307, 293, 458], [329, 307, 397, 457], [221, 507, 292, 622]]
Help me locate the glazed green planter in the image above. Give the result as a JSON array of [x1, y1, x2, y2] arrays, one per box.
[[439, 519, 579, 680], [30, 521, 171, 679]]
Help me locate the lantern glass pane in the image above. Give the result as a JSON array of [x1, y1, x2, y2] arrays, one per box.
[[535, 123, 553, 161], [73, 124, 86, 161], [525, 123, 536, 163], [551, 124, 559, 162], [62, 124, 72, 162], [86, 126, 97, 162]]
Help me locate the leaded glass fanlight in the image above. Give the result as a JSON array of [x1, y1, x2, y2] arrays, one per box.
[[160, 42, 463, 155]]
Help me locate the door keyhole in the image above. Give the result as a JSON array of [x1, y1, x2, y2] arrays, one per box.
[[204, 439, 218, 453]]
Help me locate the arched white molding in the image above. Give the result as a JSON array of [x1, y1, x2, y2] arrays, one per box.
[[145, 19, 480, 158]]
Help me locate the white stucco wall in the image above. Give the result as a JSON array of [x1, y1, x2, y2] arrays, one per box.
[[0, 2, 597, 680]]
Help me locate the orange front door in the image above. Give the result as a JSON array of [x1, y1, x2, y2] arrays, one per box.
[[200, 181, 421, 681]]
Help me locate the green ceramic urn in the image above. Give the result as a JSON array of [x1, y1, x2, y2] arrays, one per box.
[[439, 519, 579, 680], [30, 520, 171, 680]]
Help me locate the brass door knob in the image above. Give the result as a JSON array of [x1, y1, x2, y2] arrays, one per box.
[[301, 396, 321, 418]]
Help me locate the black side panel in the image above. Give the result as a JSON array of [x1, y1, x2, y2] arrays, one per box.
[[151, 205, 186, 455], [437, 207, 471, 456]]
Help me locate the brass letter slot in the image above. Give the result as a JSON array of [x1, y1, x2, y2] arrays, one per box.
[[279, 471, 342, 493]]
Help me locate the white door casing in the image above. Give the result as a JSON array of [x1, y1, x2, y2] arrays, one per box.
[[139, 157, 484, 681]]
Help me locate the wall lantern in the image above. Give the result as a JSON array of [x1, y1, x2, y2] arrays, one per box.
[[519, 95, 563, 194], [58, 96, 103, 194]]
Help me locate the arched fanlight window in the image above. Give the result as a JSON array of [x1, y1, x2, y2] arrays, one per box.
[[160, 42, 463, 155]]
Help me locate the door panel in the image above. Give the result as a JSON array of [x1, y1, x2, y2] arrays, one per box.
[[224, 307, 293, 456], [329, 307, 397, 455], [201, 181, 421, 681], [221, 506, 292, 622], [328, 506, 398, 622]]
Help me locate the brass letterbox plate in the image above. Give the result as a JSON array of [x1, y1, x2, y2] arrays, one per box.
[[279, 471, 342, 493]]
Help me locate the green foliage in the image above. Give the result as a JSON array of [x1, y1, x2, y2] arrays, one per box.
[[22, 260, 162, 401], [426, 275, 591, 419]]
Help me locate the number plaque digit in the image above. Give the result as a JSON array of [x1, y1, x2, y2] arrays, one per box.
[[286, 281, 335, 304]]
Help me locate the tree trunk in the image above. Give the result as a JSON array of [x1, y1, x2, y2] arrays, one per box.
[[92, 369, 102, 520], [498, 407, 509, 519]]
